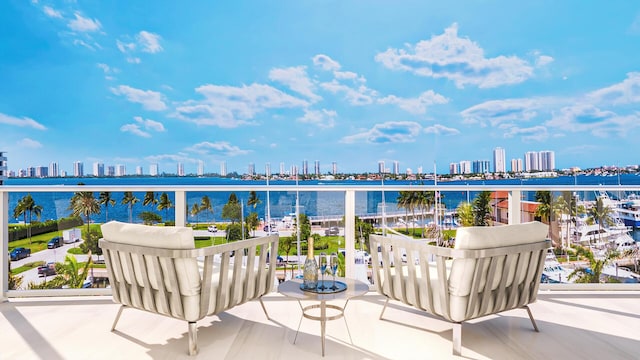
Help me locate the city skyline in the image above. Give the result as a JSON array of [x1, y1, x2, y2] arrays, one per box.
[[2, 2, 640, 174]]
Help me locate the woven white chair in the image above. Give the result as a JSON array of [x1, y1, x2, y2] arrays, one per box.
[[99, 221, 279, 355], [369, 221, 550, 356]]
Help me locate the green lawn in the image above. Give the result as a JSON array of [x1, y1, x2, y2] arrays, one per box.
[[11, 261, 45, 275]]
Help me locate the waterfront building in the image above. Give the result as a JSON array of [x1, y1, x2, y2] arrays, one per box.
[[150, 163, 159, 176], [314, 160, 320, 177], [332, 161, 337, 175], [220, 161, 226, 176], [493, 147, 506, 173], [290, 165, 298, 177], [0, 152, 6, 184], [378, 161, 385, 174], [279, 162, 285, 176], [177, 163, 185, 176], [525, 152, 539, 172], [449, 162, 459, 175], [135, 166, 143, 176], [107, 166, 115, 176], [540, 150, 555, 171], [35, 166, 48, 178], [248, 162, 255, 177], [197, 160, 204, 176], [511, 158, 523, 172], [472, 160, 490, 174], [73, 161, 84, 177], [48, 161, 58, 177], [393, 161, 399, 175], [93, 162, 105, 177], [459, 160, 472, 174], [26, 167, 35, 177], [265, 163, 271, 177], [302, 160, 308, 176], [116, 164, 126, 177], [417, 166, 423, 175]]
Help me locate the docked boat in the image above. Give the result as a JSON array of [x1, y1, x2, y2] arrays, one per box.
[[616, 194, 640, 228], [542, 250, 575, 283]]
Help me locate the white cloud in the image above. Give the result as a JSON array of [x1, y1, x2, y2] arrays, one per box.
[[334, 71, 359, 80], [73, 39, 97, 51], [110, 85, 167, 111], [136, 31, 163, 53], [68, 12, 101, 32], [173, 83, 309, 127], [341, 121, 422, 144], [545, 104, 640, 137], [297, 109, 337, 128], [313, 54, 341, 71], [134, 116, 165, 132], [126, 57, 141, 64], [375, 23, 538, 88], [0, 113, 46, 130], [186, 141, 251, 156], [502, 125, 549, 142], [536, 55, 554, 67], [424, 124, 460, 135], [461, 98, 543, 126], [320, 80, 376, 105], [120, 123, 150, 138], [117, 40, 136, 53], [378, 90, 449, 114], [587, 72, 640, 105], [43, 6, 62, 18], [17, 138, 43, 149], [145, 153, 197, 164], [269, 66, 321, 101]]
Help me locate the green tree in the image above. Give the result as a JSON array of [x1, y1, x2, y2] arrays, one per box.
[[568, 246, 617, 283], [397, 191, 412, 233], [222, 193, 242, 224], [535, 191, 554, 238], [56, 254, 93, 288], [80, 229, 103, 260], [69, 191, 101, 236], [355, 216, 374, 252], [247, 191, 261, 209], [8, 260, 23, 290], [278, 235, 296, 277], [292, 213, 311, 241], [143, 191, 158, 207], [157, 192, 173, 222], [121, 192, 139, 223], [246, 212, 260, 236], [13, 194, 43, 244], [200, 195, 214, 222], [456, 202, 474, 227], [190, 202, 201, 224], [98, 191, 116, 222], [226, 223, 248, 241], [139, 211, 162, 225], [589, 197, 614, 243], [472, 191, 492, 226]]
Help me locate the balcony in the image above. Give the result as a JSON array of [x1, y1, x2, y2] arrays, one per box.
[[1, 183, 640, 358]]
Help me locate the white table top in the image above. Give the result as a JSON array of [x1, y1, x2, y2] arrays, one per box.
[[278, 277, 369, 301]]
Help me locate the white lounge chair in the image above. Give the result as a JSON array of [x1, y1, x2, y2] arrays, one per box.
[[369, 221, 550, 356], [99, 221, 279, 355]]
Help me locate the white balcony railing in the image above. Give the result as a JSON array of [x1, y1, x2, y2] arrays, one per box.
[[3, 183, 640, 299]]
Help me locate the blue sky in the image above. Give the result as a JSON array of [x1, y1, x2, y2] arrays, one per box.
[[2, 1, 640, 175]]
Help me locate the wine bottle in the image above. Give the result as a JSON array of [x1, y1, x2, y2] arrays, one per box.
[[302, 237, 318, 290]]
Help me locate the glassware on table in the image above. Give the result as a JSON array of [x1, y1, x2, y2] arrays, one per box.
[[319, 252, 328, 290], [330, 252, 339, 290]]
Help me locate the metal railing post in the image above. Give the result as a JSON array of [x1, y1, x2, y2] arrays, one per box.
[[1, 191, 9, 301], [509, 190, 522, 225], [345, 190, 356, 279], [175, 190, 187, 227]]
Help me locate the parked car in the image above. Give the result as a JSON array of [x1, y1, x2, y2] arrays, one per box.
[[207, 225, 218, 232], [47, 236, 64, 249], [263, 225, 278, 233], [9, 247, 31, 261], [37, 262, 57, 277], [325, 226, 340, 236]]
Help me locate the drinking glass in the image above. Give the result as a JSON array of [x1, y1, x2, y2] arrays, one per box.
[[330, 253, 339, 290], [319, 252, 327, 290]]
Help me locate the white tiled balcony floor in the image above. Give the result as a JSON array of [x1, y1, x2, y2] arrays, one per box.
[[1, 291, 640, 360]]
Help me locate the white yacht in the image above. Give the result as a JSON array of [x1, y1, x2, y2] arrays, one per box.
[[542, 250, 575, 283]]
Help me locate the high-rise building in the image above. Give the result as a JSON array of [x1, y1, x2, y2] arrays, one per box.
[[150, 163, 159, 176], [290, 165, 298, 177], [107, 166, 115, 176], [314, 160, 320, 177], [177, 163, 185, 176], [472, 160, 491, 174], [493, 147, 506, 173], [35, 166, 48, 177], [279, 162, 285, 176], [378, 161, 385, 174], [135, 166, 143, 175], [93, 162, 104, 177], [73, 161, 84, 177], [331, 161, 337, 175], [197, 160, 204, 176], [302, 160, 308, 176], [116, 164, 126, 176], [417, 166, 423, 175], [48, 162, 58, 177], [248, 162, 255, 177], [265, 163, 271, 177], [449, 162, 459, 175], [220, 161, 227, 176], [393, 161, 399, 175], [0, 152, 6, 184], [540, 150, 555, 171], [511, 158, 523, 172], [459, 160, 472, 174]]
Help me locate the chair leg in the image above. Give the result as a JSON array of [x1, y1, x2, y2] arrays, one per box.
[[259, 296, 271, 321], [524, 305, 539, 332], [379, 298, 390, 320], [111, 305, 125, 331], [188, 321, 198, 356], [452, 322, 462, 356]]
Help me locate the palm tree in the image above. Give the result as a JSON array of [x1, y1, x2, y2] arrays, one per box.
[[200, 195, 213, 222], [568, 246, 616, 283], [157, 192, 173, 222], [473, 191, 492, 226], [121, 192, 139, 223], [190, 202, 201, 224], [98, 191, 116, 222], [396, 191, 412, 233], [69, 191, 101, 235], [247, 191, 261, 209], [554, 194, 571, 248], [143, 191, 158, 207], [56, 253, 92, 288], [13, 194, 43, 243], [535, 191, 554, 239], [589, 197, 614, 244]]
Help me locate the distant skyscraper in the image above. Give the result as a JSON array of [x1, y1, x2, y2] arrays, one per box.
[[248, 162, 255, 177], [220, 161, 227, 176], [116, 164, 126, 176], [107, 166, 115, 176], [449, 162, 459, 175], [48, 161, 58, 177], [35, 166, 47, 177], [378, 161, 385, 174], [417, 166, 423, 175], [290, 165, 298, 177], [177, 163, 185, 176], [279, 162, 285, 176], [511, 158, 523, 172], [393, 161, 399, 175], [135, 166, 143, 175], [150, 163, 159, 176], [459, 160, 471, 174], [302, 160, 308, 176], [525, 151, 539, 172], [540, 150, 555, 171], [331, 161, 337, 175], [0, 152, 6, 184], [27, 167, 35, 177], [93, 162, 104, 177], [493, 147, 506, 173], [314, 160, 320, 176], [472, 160, 490, 174], [265, 163, 271, 177], [197, 160, 204, 176], [73, 161, 83, 177]]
